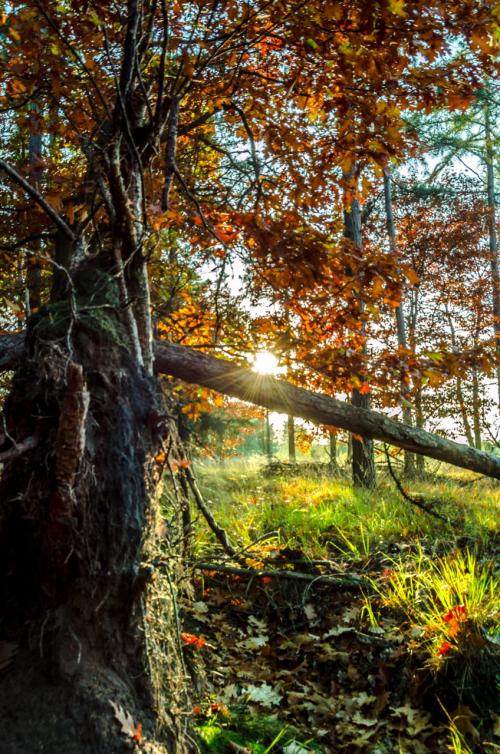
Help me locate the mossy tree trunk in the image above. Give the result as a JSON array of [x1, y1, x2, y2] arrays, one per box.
[[0, 2, 193, 737], [0, 268, 190, 753]]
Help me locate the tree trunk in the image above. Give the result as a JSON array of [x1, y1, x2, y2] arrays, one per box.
[[0, 284, 189, 753], [26, 128, 42, 313], [153, 343, 500, 479], [445, 306, 474, 447], [484, 94, 500, 409], [343, 175, 376, 487], [265, 409, 272, 460], [456, 376, 475, 447], [383, 170, 416, 478], [288, 415, 296, 463], [350, 387, 376, 487], [329, 431, 338, 474], [472, 368, 482, 450], [414, 387, 426, 475]]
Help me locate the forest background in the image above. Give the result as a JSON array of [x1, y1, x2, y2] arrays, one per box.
[[0, 1, 498, 753]]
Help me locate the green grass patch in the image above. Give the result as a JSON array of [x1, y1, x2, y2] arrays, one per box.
[[193, 463, 500, 561], [181, 461, 500, 754], [195, 709, 320, 754]]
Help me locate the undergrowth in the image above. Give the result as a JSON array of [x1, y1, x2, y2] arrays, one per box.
[[181, 461, 500, 754], [193, 463, 500, 561], [195, 707, 319, 754], [369, 547, 500, 710]]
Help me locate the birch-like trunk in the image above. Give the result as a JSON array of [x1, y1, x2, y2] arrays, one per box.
[[343, 177, 376, 487], [472, 368, 482, 450], [484, 96, 500, 409], [383, 170, 416, 477]]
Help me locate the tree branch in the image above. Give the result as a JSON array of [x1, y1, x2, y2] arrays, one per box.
[[191, 561, 367, 588], [0, 160, 75, 241], [0, 435, 39, 462], [2, 334, 500, 479], [153, 342, 500, 480], [383, 445, 449, 522]]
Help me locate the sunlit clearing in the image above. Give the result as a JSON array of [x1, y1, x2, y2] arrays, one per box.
[[252, 351, 280, 375]]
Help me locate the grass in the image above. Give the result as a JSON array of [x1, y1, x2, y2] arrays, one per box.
[[195, 707, 319, 754], [184, 458, 500, 754], [369, 547, 500, 703], [193, 460, 500, 561]]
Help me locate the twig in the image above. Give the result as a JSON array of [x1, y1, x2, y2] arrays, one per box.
[[192, 561, 367, 588], [0, 233, 53, 252], [236, 531, 280, 556], [182, 465, 238, 558], [383, 444, 449, 523], [456, 476, 488, 487], [231, 103, 262, 208], [0, 435, 39, 462], [0, 160, 75, 240]]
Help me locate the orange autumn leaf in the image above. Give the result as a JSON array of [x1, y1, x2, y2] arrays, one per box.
[[404, 267, 419, 285], [443, 605, 468, 637], [181, 632, 206, 649], [437, 641, 452, 656]]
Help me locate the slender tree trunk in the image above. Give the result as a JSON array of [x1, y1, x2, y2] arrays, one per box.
[[329, 431, 338, 474], [456, 377, 475, 447], [217, 427, 226, 465], [472, 368, 482, 450], [26, 130, 42, 312], [415, 387, 426, 475], [288, 414, 296, 463], [350, 390, 376, 486], [343, 175, 376, 487], [383, 170, 416, 478], [445, 306, 474, 446], [484, 96, 500, 409], [265, 409, 272, 460]]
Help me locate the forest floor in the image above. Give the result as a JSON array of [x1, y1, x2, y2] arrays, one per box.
[[177, 461, 500, 754]]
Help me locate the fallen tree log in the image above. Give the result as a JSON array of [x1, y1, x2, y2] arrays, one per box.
[[154, 342, 500, 480], [1, 334, 499, 479]]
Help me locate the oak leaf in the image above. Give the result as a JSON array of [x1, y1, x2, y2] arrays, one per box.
[[109, 700, 143, 742]]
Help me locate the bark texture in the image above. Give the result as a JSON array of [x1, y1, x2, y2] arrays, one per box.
[[0, 299, 189, 754]]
